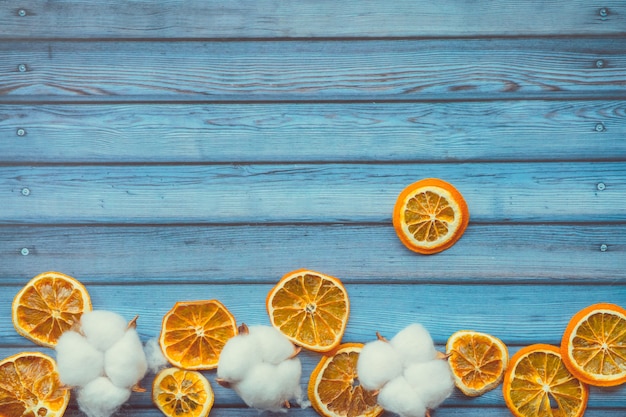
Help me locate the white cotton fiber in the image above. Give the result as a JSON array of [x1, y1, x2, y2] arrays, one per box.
[[248, 325, 297, 364], [377, 376, 427, 417], [356, 339, 403, 390], [217, 333, 262, 383], [144, 337, 169, 373], [217, 324, 304, 412], [234, 362, 289, 412], [81, 310, 128, 351], [56, 330, 104, 387], [404, 360, 454, 409], [104, 328, 148, 389], [275, 358, 303, 402], [77, 376, 131, 417], [390, 323, 437, 365]]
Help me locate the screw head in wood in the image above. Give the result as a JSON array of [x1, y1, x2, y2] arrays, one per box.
[[599, 8, 609, 17], [17, 128, 26, 136], [21, 187, 30, 196], [595, 123, 605, 132], [600, 244, 608, 252], [18, 9, 27, 17], [18, 64, 27, 72], [596, 182, 606, 191], [21, 248, 30, 256], [595, 59, 605, 68]]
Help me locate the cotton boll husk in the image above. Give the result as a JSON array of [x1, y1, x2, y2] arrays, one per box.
[[233, 362, 290, 412], [104, 328, 148, 389], [248, 325, 297, 365], [390, 323, 437, 365], [56, 330, 105, 387], [81, 310, 128, 351], [144, 337, 169, 373], [404, 359, 455, 410], [356, 339, 403, 390], [217, 333, 262, 383], [377, 376, 427, 417], [77, 376, 131, 417]]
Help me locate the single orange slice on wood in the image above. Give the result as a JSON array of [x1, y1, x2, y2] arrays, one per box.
[[267, 269, 350, 353], [503, 344, 588, 417], [392, 178, 469, 254], [0, 351, 71, 417], [561, 303, 626, 386], [12, 271, 92, 347], [152, 367, 214, 417], [159, 300, 237, 370], [308, 343, 383, 417], [446, 330, 509, 396]]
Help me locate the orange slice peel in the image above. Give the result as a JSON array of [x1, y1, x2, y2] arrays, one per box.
[[267, 269, 350, 353], [503, 344, 588, 417], [12, 271, 92, 348], [393, 178, 469, 255], [308, 343, 383, 417], [561, 303, 626, 387], [159, 300, 237, 370]]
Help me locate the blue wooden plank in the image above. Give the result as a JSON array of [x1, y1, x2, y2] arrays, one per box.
[[1, 283, 624, 346], [1, 101, 624, 163], [0, 224, 623, 285], [1, 39, 625, 102], [1, 345, 624, 409], [0, 0, 624, 38], [2, 163, 624, 224]]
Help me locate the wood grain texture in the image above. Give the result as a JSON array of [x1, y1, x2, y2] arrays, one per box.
[[2, 163, 624, 224], [1, 39, 625, 102], [0, 225, 623, 284], [1, 101, 624, 163], [2, 283, 625, 346], [0, 0, 624, 38], [0, 345, 623, 411]]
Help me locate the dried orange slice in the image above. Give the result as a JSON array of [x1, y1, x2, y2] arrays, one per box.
[[308, 343, 383, 417], [12, 271, 92, 347], [446, 330, 509, 396], [152, 367, 214, 417], [0, 351, 71, 417], [503, 344, 588, 417], [159, 300, 237, 370], [266, 269, 350, 353], [392, 178, 469, 255], [561, 303, 626, 386]]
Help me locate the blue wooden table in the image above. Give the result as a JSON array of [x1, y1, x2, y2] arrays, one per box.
[[1, 1, 625, 416]]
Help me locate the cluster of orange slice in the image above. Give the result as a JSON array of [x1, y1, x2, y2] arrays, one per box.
[[502, 303, 626, 417]]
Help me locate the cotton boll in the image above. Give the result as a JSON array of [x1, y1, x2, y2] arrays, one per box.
[[234, 362, 289, 412], [404, 360, 454, 410], [81, 310, 128, 351], [377, 376, 427, 417], [104, 328, 148, 389], [144, 337, 169, 373], [248, 325, 298, 364], [56, 330, 104, 387], [390, 323, 437, 365], [77, 376, 131, 417], [217, 333, 262, 383], [356, 339, 403, 390], [275, 357, 303, 403]]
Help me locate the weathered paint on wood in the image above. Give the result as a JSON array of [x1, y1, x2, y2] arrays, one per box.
[[2, 163, 624, 223], [1, 283, 624, 346], [1, 101, 624, 163], [1, 1, 625, 416], [0, 0, 624, 38], [1, 39, 625, 102], [0, 225, 622, 284]]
